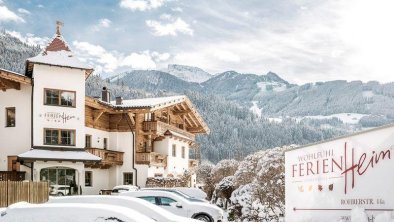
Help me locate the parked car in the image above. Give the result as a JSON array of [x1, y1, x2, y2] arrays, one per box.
[[111, 185, 138, 195], [175, 187, 208, 200], [141, 188, 208, 202], [0, 202, 155, 222], [120, 191, 224, 222], [48, 195, 198, 222], [49, 185, 70, 196]]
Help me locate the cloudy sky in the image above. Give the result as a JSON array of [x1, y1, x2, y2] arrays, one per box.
[[1, 0, 394, 84]]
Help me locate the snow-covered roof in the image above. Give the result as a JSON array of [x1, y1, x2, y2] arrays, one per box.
[[109, 95, 186, 109], [18, 149, 101, 162], [26, 30, 93, 73], [27, 50, 92, 70], [166, 130, 193, 141]]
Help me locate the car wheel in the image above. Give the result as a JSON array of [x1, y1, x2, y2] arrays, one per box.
[[194, 214, 212, 222], [57, 192, 64, 196]]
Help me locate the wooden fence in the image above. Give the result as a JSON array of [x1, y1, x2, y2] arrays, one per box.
[[0, 181, 49, 207], [0, 171, 26, 181]]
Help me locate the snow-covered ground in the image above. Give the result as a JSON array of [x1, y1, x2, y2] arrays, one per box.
[[249, 101, 263, 117], [298, 113, 368, 124]]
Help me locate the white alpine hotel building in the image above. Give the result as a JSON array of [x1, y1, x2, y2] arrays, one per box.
[[0, 24, 209, 195]]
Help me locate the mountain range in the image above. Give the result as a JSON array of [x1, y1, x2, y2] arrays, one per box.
[[2, 31, 394, 162]]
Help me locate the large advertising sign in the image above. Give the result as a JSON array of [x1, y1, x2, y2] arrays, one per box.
[[285, 125, 394, 222]]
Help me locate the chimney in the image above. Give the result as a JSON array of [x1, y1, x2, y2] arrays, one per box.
[[101, 87, 110, 103], [116, 96, 123, 105]]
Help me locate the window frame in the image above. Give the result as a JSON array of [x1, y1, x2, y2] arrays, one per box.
[[182, 146, 186, 159], [44, 128, 76, 146], [123, 172, 133, 185], [5, 107, 16, 127], [172, 144, 176, 157], [85, 171, 93, 187], [103, 138, 108, 150], [44, 88, 76, 108], [85, 135, 92, 148]]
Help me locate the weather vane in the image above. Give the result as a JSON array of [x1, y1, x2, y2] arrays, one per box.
[[56, 21, 64, 35]]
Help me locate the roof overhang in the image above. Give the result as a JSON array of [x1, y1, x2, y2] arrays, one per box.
[[0, 68, 32, 91], [25, 61, 93, 79], [85, 96, 210, 134], [17, 148, 101, 163]]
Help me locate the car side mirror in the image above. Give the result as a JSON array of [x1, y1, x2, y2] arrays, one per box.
[[176, 203, 183, 208]]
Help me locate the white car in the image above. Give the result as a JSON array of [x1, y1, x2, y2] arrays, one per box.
[[141, 188, 208, 202], [120, 190, 224, 222], [49, 185, 70, 196], [111, 185, 138, 195], [48, 195, 198, 222], [0, 202, 155, 222]]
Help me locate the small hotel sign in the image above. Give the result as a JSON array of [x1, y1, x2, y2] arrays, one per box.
[[39, 112, 77, 123], [285, 126, 394, 222]]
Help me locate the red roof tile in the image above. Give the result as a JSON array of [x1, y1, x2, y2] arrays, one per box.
[[44, 35, 71, 54]]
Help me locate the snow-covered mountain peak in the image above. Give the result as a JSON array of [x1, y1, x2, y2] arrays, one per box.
[[166, 64, 212, 83]]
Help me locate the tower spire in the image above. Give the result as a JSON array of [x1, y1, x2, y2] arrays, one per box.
[[56, 21, 64, 36]]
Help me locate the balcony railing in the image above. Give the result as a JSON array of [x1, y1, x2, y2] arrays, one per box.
[[136, 152, 167, 167], [85, 148, 124, 169], [0, 171, 26, 181], [142, 121, 195, 141], [189, 159, 199, 169]]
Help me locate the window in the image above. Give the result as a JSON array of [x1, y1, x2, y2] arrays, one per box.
[[182, 146, 186, 159], [6, 107, 15, 127], [44, 129, 75, 146], [103, 138, 108, 150], [172, 144, 176, 157], [44, 89, 76, 107], [159, 197, 177, 206], [123, 172, 133, 185], [85, 135, 91, 148], [85, 171, 92, 187], [139, 196, 157, 205]]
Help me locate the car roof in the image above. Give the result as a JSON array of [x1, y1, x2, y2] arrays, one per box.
[[48, 196, 196, 222], [120, 190, 185, 199], [112, 185, 138, 189], [2, 202, 155, 222]]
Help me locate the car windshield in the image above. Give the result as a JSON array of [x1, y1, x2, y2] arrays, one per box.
[[148, 189, 206, 202]]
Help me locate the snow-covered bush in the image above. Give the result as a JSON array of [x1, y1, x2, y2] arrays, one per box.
[[228, 146, 294, 222]]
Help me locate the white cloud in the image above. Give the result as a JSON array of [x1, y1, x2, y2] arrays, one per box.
[[17, 8, 31, 15], [0, 5, 25, 23], [72, 41, 170, 73], [121, 52, 156, 69], [171, 7, 183, 12], [146, 17, 193, 36], [119, 0, 166, 11], [73, 41, 119, 72], [92, 18, 112, 31], [99, 18, 112, 28], [37, 4, 44, 8], [6, 31, 49, 46]]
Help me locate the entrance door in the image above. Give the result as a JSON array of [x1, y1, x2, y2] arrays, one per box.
[[40, 167, 78, 195]]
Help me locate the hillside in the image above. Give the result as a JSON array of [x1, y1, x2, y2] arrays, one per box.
[[2, 32, 394, 162], [0, 31, 41, 73]]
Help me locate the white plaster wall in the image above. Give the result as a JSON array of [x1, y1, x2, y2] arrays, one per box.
[[84, 128, 136, 188], [32, 64, 85, 148], [154, 137, 190, 177], [83, 168, 110, 195], [85, 127, 110, 149], [0, 84, 32, 171]]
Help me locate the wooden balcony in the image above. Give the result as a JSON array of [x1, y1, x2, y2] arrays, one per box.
[[0, 171, 26, 181], [189, 159, 199, 170], [85, 148, 124, 169], [142, 121, 195, 141], [136, 152, 167, 167]]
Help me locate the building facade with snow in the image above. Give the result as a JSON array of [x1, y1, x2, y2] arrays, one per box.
[[0, 24, 209, 195]]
